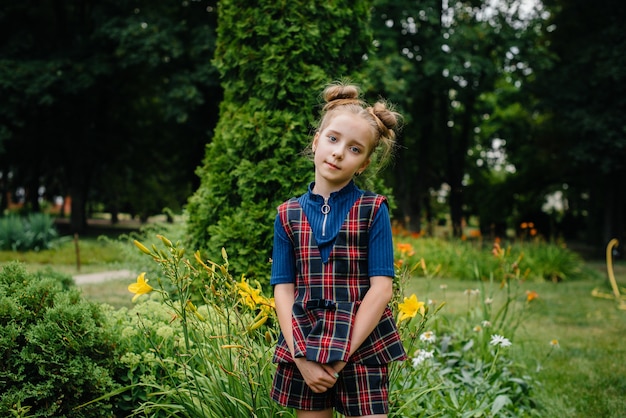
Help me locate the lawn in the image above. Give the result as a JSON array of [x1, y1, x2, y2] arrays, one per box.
[[72, 260, 626, 417], [402, 260, 626, 418], [2, 235, 626, 417]]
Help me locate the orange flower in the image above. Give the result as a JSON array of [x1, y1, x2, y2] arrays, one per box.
[[396, 243, 415, 257], [492, 242, 504, 257], [526, 290, 539, 302]]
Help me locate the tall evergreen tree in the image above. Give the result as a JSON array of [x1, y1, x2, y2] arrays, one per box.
[[186, 0, 374, 281]]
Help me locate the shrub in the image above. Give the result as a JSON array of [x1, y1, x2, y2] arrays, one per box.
[[395, 237, 590, 283], [111, 236, 286, 417], [520, 241, 583, 282], [0, 213, 58, 251], [186, 0, 378, 285], [24, 213, 59, 251], [0, 262, 121, 417], [0, 214, 25, 250]]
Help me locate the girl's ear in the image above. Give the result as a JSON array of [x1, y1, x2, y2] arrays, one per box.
[[358, 158, 371, 175], [312, 131, 320, 152]]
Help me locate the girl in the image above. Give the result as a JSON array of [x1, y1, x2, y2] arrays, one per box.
[[270, 82, 406, 418]]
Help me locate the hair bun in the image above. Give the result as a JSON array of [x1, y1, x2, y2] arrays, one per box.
[[370, 102, 401, 133], [322, 84, 363, 111]]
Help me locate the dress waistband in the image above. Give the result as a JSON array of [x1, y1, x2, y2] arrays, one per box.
[[305, 299, 336, 310]]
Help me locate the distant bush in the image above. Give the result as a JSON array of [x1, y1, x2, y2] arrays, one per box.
[[0, 213, 58, 251], [0, 262, 121, 417], [394, 237, 591, 283]]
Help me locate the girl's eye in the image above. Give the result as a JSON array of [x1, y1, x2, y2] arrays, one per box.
[[328, 135, 337, 142], [350, 146, 361, 154]]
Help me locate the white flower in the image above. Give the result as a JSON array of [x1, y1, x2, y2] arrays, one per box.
[[419, 331, 436, 343], [412, 349, 434, 367], [490, 334, 512, 348], [484, 297, 494, 305], [481, 320, 492, 328]]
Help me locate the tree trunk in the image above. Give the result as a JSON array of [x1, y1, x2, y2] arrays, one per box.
[[67, 156, 91, 233], [69, 184, 87, 233], [602, 170, 626, 248], [446, 93, 476, 238], [395, 144, 422, 232]]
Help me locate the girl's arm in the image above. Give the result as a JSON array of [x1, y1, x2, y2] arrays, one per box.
[[327, 275, 393, 374], [274, 283, 338, 393], [274, 283, 296, 355]]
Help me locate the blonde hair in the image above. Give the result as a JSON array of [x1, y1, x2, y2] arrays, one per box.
[[314, 82, 401, 171]]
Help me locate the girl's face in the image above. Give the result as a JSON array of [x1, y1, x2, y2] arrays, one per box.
[[312, 112, 374, 192]]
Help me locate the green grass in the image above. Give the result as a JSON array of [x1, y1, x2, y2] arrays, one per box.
[[0, 235, 127, 275], [404, 261, 626, 418], [78, 278, 137, 309], [3, 237, 626, 417]]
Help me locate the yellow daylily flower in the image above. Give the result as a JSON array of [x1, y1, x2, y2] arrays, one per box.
[[398, 294, 425, 323], [128, 272, 154, 302], [133, 240, 152, 255], [186, 300, 206, 321], [236, 276, 264, 309]]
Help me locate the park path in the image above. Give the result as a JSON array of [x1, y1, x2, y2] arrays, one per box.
[[73, 269, 135, 285]]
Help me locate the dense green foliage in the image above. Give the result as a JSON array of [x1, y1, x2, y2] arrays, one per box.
[[110, 239, 285, 417], [0, 263, 120, 417], [0, 1, 220, 230], [394, 236, 588, 283], [1, 0, 624, 255], [529, 0, 626, 246], [0, 213, 58, 251], [186, 0, 376, 280], [365, 0, 552, 237], [108, 235, 546, 416]]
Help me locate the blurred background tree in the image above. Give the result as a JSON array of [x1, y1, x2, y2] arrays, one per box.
[[1, 0, 624, 263], [529, 0, 626, 247], [0, 0, 220, 231], [364, 0, 552, 239]]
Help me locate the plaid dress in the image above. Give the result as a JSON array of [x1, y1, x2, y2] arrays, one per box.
[[273, 192, 406, 365]]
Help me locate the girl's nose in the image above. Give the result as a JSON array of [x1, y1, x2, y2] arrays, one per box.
[[332, 145, 344, 159]]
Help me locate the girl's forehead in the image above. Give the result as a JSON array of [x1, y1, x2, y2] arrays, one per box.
[[322, 110, 369, 129]]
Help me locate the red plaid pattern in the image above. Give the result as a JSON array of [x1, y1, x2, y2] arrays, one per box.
[[273, 192, 407, 365], [271, 362, 389, 416]]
